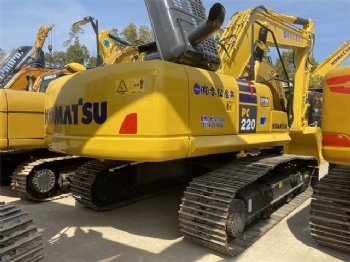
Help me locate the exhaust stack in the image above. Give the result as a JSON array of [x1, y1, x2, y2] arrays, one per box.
[[187, 3, 226, 46], [144, 0, 225, 71]]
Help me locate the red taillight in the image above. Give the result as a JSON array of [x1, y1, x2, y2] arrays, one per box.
[[119, 113, 137, 134], [323, 133, 350, 147]]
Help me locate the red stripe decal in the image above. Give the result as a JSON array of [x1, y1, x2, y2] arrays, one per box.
[[326, 74, 350, 85], [323, 133, 350, 147], [247, 76, 254, 98], [326, 75, 350, 94], [329, 86, 350, 94]]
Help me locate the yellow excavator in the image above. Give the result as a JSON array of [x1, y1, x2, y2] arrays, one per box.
[[308, 40, 350, 127], [29, 63, 87, 93], [0, 24, 55, 90], [44, 0, 321, 256], [1, 63, 87, 201], [5, 27, 143, 196], [311, 40, 350, 80], [309, 65, 350, 253]]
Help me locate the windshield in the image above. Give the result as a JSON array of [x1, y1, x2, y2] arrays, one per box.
[[39, 71, 66, 93]]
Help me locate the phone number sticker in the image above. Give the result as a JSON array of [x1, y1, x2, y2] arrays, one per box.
[[201, 115, 225, 129]]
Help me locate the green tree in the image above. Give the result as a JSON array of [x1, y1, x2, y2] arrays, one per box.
[[44, 51, 67, 67], [274, 51, 318, 83], [65, 39, 90, 64], [61, 25, 91, 65], [138, 25, 154, 43], [110, 28, 119, 37], [121, 23, 138, 43], [309, 75, 325, 90], [63, 25, 85, 48], [87, 56, 97, 68], [274, 51, 297, 81], [120, 23, 154, 44]]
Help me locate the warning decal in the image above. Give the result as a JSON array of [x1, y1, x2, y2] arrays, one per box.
[[117, 80, 128, 93]]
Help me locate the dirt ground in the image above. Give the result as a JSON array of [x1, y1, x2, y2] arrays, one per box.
[[1, 161, 349, 262]]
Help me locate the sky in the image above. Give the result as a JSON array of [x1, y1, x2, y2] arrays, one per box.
[[1, 0, 350, 65]]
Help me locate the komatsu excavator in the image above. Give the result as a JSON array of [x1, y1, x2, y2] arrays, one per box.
[[1, 63, 87, 202], [308, 40, 350, 127], [309, 65, 350, 253], [30, 63, 87, 93], [44, 0, 321, 255], [0, 24, 55, 90], [311, 40, 350, 81]]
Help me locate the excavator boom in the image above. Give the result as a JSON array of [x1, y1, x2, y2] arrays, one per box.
[[311, 40, 350, 78], [29, 24, 55, 63]]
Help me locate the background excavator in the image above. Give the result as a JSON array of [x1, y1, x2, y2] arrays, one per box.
[[0, 27, 144, 262], [0, 24, 55, 90], [5, 27, 147, 199], [0, 62, 87, 202], [98, 29, 143, 65], [311, 40, 350, 82], [308, 40, 350, 127], [309, 65, 350, 253], [44, 0, 322, 256]]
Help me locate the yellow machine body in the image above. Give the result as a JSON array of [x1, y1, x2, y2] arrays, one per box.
[[0, 63, 86, 151], [322, 65, 350, 165], [0, 89, 45, 150], [45, 60, 290, 161]]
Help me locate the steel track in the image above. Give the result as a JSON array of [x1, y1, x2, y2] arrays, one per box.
[[179, 154, 316, 256], [310, 165, 350, 253], [0, 202, 44, 261], [70, 159, 187, 211], [11, 155, 83, 202]]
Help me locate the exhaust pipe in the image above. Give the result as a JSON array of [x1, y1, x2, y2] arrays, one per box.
[[187, 3, 226, 46]]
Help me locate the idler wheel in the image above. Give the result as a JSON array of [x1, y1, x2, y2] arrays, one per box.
[[226, 199, 246, 238], [29, 169, 56, 193]]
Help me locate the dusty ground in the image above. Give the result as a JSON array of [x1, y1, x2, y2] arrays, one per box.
[[1, 161, 349, 262]]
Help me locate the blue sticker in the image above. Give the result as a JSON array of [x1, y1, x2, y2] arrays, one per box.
[[194, 83, 201, 95], [260, 113, 267, 126], [239, 93, 257, 104]]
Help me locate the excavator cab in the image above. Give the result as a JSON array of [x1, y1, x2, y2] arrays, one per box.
[[34, 62, 87, 93]]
